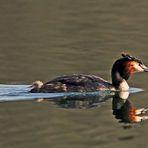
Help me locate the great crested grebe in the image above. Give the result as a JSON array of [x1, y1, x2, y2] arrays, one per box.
[[30, 53, 148, 93]]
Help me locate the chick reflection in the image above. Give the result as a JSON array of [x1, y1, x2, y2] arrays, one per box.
[[112, 92, 148, 123]]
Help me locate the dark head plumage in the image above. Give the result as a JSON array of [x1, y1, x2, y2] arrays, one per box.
[[121, 52, 143, 64]]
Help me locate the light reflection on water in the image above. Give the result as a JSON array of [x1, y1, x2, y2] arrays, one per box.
[[0, 84, 143, 101]]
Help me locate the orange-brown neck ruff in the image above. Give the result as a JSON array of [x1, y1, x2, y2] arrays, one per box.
[[124, 61, 137, 75]]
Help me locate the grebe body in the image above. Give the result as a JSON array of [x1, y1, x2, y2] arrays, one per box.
[[30, 53, 148, 93], [30, 74, 114, 93]]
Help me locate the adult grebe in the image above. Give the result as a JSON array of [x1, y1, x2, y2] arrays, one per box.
[[30, 53, 148, 93]]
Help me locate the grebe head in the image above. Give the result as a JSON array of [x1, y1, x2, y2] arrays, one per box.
[[31, 80, 43, 89], [112, 53, 148, 91]]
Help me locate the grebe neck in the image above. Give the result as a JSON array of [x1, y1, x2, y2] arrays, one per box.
[[112, 71, 129, 91], [111, 59, 130, 91]]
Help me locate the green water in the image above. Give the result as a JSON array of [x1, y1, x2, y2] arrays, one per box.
[[0, 0, 148, 148]]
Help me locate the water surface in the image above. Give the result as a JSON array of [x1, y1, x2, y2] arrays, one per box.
[[0, 0, 148, 148]]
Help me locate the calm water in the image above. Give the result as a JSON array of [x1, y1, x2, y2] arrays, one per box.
[[0, 0, 148, 148]]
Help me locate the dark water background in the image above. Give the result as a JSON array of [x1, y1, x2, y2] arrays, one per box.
[[0, 0, 148, 148]]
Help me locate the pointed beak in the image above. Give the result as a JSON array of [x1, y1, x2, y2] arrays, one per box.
[[141, 64, 148, 72]]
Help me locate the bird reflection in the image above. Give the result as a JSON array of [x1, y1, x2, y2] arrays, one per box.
[[38, 90, 148, 124], [112, 91, 148, 123]]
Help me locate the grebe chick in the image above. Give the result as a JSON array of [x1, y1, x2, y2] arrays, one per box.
[[30, 53, 148, 93], [30, 81, 43, 93]]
